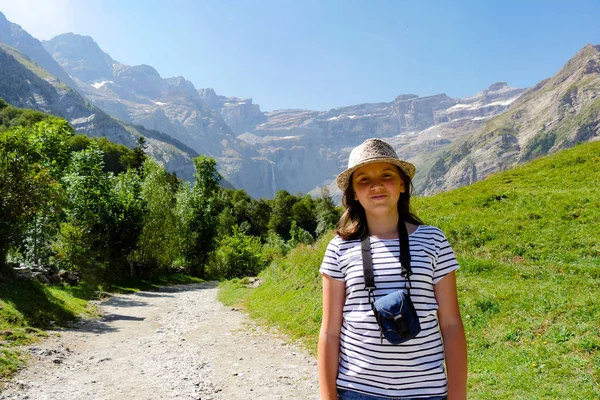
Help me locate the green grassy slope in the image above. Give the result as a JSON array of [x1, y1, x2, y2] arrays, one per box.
[[0, 281, 97, 379], [220, 140, 600, 399]]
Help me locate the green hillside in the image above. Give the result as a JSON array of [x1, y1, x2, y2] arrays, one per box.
[[220, 140, 600, 399]]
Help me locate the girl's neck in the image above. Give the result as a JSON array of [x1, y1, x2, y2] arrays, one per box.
[[366, 214, 400, 239]]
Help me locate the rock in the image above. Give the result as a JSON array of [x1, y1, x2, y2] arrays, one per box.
[[58, 269, 80, 285], [0, 330, 13, 338], [31, 272, 50, 284]]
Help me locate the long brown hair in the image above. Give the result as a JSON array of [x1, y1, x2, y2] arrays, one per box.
[[335, 166, 423, 240]]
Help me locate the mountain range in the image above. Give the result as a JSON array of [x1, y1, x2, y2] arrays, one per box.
[[0, 11, 598, 199]]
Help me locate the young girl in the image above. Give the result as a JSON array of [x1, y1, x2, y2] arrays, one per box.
[[318, 138, 467, 400]]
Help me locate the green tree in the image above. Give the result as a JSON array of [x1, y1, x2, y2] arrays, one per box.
[[179, 155, 223, 277], [314, 187, 341, 238], [133, 136, 147, 170], [135, 158, 179, 273], [291, 194, 317, 237], [288, 220, 314, 248], [54, 144, 114, 283], [55, 144, 145, 282], [268, 190, 298, 241], [0, 127, 50, 272], [246, 198, 272, 240], [22, 120, 73, 265], [108, 169, 145, 278]]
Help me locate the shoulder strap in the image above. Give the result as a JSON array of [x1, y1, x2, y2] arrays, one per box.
[[361, 236, 376, 290], [361, 222, 412, 295], [398, 221, 412, 276]]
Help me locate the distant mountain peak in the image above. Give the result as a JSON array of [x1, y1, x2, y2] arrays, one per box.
[[394, 94, 419, 101], [43, 33, 116, 82], [487, 82, 508, 91]]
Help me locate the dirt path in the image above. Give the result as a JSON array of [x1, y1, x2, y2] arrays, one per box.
[[0, 283, 319, 400]]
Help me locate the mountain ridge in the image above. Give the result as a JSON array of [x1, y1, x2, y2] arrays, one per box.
[[421, 43, 600, 194], [0, 12, 79, 91]]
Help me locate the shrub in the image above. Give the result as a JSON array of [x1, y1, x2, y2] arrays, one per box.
[[207, 227, 268, 279]]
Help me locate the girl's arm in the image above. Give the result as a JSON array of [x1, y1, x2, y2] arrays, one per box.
[[318, 273, 346, 400], [434, 271, 467, 400]]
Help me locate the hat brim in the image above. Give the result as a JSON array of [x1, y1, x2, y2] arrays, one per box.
[[336, 157, 416, 191]]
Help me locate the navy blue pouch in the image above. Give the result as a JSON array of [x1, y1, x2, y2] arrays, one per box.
[[371, 289, 421, 344]]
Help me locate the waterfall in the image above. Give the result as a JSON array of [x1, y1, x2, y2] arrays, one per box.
[[270, 162, 276, 195]]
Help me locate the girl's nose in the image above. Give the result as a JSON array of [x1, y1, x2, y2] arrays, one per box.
[[370, 179, 383, 189]]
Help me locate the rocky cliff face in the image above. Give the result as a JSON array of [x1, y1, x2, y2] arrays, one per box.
[[198, 88, 266, 135], [234, 83, 526, 199], [423, 44, 600, 195]]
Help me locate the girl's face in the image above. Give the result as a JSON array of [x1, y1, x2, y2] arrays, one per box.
[[352, 162, 405, 218]]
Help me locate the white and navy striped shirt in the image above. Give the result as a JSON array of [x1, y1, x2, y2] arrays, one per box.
[[319, 225, 459, 398]]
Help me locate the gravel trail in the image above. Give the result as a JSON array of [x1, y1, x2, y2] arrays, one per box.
[[0, 282, 319, 400]]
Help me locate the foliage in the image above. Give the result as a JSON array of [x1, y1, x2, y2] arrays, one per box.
[[222, 232, 333, 353], [267, 190, 297, 240], [54, 144, 113, 283], [0, 97, 61, 132], [20, 121, 73, 265], [0, 120, 73, 271], [219, 141, 600, 398], [178, 155, 223, 277], [108, 169, 145, 276], [207, 227, 268, 279], [54, 144, 145, 283], [67, 134, 145, 175], [287, 220, 314, 248], [0, 101, 338, 284], [291, 194, 317, 235], [134, 158, 179, 273], [314, 187, 341, 237]]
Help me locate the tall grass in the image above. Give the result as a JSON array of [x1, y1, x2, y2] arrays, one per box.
[[220, 140, 600, 399]]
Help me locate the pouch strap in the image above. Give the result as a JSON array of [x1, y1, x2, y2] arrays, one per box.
[[361, 237, 376, 291], [361, 222, 412, 300], [398, 221, 412, 277]]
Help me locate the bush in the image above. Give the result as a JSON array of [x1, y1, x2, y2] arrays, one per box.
[[207, 227, 268, 279]]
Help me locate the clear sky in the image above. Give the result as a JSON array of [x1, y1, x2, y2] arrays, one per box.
[[1, 0, 599, 111]]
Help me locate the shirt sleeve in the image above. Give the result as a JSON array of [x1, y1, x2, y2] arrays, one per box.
[[432, 229, 460, 284], [319, 237, 345, 281]]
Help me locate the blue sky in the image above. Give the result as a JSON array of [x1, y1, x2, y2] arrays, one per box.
[[1, 0, 599, 111]]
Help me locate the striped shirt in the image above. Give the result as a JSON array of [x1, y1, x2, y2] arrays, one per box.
[[319, 224, 459, 398]]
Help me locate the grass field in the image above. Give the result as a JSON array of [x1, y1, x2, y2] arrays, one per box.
[[219, 140, 600, 399]]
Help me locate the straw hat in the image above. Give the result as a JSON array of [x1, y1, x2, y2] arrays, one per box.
[[336, 138, 415, 191]]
